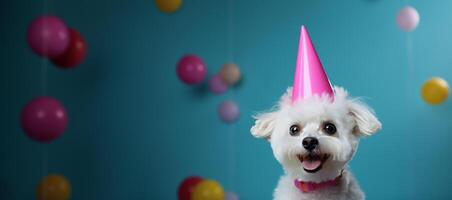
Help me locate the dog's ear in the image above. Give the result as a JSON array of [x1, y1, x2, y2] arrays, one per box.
[[251, 111, 278, 140], [348, 100, 381, 136], [251, 88, 290, 140]]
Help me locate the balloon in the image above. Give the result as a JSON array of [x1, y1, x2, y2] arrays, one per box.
[[191, 180, 224, 200], [218, 101, 240, 123], [21, 97, 68, 142], [396, 6, 420, 32], [27, 16, 70, 58], [178, 176, 203, 200], [36, 174, 71, 200], [421, 77, 449, 105], [209, 75, 228, 94], [225, 192, 239, 200], [177, 55, 207, 85], [219, 63, 241, 86], [51, 28, 87, 68], [155, 0, 182, 13]]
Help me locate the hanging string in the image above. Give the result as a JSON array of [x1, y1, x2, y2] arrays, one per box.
[[40, 0, 49, 95], [226, 0, 236, 192], [41, 148, 48, 176], [41, 61, 48, 95], [227, 0, 235, 62], [41, 0, 49, 177], [401, 0, 417, 190], [401, 0, 411, 92], [406, 33, 414, 97]]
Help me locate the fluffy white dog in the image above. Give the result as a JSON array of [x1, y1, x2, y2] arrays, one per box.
[[251, 87, 381, 200]]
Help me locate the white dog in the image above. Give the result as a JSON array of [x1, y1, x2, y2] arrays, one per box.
[[251, 87, 381, 200]]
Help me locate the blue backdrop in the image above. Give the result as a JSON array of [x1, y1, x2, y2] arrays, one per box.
[[1, 0, 452, 199]]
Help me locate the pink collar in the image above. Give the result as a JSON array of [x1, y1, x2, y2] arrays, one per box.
[[294, 176, 340, 193]]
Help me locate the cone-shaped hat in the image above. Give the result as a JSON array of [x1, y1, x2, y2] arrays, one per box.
[[292, 26, 334, 102]]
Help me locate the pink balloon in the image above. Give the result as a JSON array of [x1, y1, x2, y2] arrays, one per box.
[[225, 192, 239, 200], [396, 6, 420, 32], [209, 75, 228, 94], [218, 101, 240, 123], [176, 55, 207, 85], [27, 16, 70, 58], [21, 97, 68, 142]]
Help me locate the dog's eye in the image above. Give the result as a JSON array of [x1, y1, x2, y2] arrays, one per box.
[[289, 125, 301, 136], [323, 122, 337, 135]]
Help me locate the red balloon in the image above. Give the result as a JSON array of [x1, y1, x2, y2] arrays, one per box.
[[51, 28, 87, 68], [178, 176, 203, 200], [20, 97, 68, 142]]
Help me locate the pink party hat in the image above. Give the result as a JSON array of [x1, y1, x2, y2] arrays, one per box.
[[292, 26, 334, 102]]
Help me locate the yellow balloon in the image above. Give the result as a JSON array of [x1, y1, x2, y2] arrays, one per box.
[[36, 174, 71, 200], [191, 179, 224, 200], [421, 77, 449, 105], [219, 63, 241, 86], [155, 0, 182, 13]]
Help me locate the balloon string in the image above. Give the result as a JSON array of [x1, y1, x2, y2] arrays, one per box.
[[41, 0, 49, 178], [404, 25, 417, 193], [227, 0, 234, 62], [227, 0, 236, 191], [42, 147, 48, 176], [41, 60, 48, 95], [41, 0, 48, 96], [406, 33, 414, 98], [227, 117, 236, 190]]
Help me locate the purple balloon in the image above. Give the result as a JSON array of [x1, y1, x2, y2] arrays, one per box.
[[209, 75, 228, 94], [225, 192, 239, 200], [27, 16, 70, 58], [21, 97, 68, 142], [176, 55, 207, 85], [218, 101, 240, 123]]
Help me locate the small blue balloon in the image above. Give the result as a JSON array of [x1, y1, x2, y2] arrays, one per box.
[[218, 101, 240, 123]]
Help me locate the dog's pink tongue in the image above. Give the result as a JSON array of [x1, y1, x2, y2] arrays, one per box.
[[302, 160, 321, 170]]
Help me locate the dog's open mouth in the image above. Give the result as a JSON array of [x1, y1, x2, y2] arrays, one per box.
[[297, 154, 330, 173]]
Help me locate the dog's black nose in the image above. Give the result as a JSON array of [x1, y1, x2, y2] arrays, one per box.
[[302, 137, 318, 151]]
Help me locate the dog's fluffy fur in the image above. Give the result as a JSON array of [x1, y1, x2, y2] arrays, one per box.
[[251, 86, 381, 200]]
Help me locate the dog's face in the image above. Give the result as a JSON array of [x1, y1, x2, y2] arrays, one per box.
[[251, 87, 381, 182]]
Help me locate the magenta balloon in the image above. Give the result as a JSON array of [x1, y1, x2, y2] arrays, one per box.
[[27, 16, 70, 58], [218, 101, 240, 123], [209, 75, 228, 94], [176, 55, 207, 85], [21, 97, 68, 142]]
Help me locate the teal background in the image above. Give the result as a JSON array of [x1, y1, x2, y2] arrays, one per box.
[[1, 0, 452, 199]]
